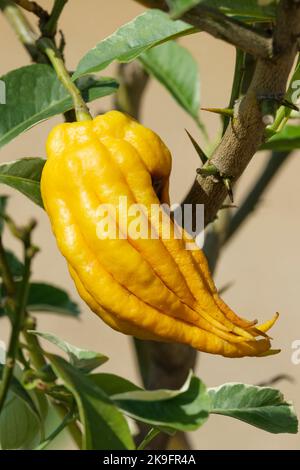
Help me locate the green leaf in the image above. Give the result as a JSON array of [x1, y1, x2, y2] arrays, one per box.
[[32, 331, 108, 373], [208, 383, 298, 434], [91, 373, 141, 396], [31, 390, 49, 423], [1, 281, 79, 318], [111, 373, 210, 431], [140, 41, 200, 122], [0, 392, 41, 449], [261, 125, 300, 151], [0, 158, 45, 207], [47, 354, 135, 450], [74, 10, 194, 79], [27, 283, 80, 317], [0, 366, 42, 449], [4, 251, 24, 277], [0, 64, 118, 148], [0, 365, 41, 421]]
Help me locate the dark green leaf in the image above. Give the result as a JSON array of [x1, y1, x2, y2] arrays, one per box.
[[27, 283, 80, 317], [0, 366, 42, 449], [0, 392, 41, 449], [4, 251, 24, 277], [74, 10, 194, 79], [208, 383, 298, 434], [32, 331, 108, 373], [261, 125, 300, 151], [1, 281, 79, 318], [112, 373, 210, 431], [0, 158, 45, 206], [140, 41, 200, 122], [47, 354, 135, 450], [0, 64, 118, 148]]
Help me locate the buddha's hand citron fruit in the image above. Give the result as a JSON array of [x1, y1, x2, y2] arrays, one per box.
[[41, 111, 279, 358]]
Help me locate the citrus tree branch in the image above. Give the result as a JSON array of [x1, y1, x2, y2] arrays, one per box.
[[0, 0, 45, 62], [43, 0, 68, 37], [0, 221, 37, 413], [37, 37, 92, 122], [0, 237, 15, 298], [134, 0, 272, 58], [183, 0, 300, 225]]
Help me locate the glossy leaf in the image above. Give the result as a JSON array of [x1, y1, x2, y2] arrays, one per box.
[[91, 373, 141, 396], [0, 158, 45, 207], [47, 354, 135, 450], [208, 383, 298, 434], [111, 373, 210, 431], [74, 10, 194, 79], [32, 331, 108, 373], [0, 64, 118, 148], [27, 283, 80, 317], [140, 41, 200, 122]]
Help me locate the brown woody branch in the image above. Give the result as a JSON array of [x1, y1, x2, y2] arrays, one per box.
[[134, 0, 273, 59], [135, 0, 300, 225], [114, 62, 149, 120], [184, 0, 300, 225]]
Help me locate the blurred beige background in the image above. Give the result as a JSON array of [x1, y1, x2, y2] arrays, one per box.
[[1, 0, 300, 450]]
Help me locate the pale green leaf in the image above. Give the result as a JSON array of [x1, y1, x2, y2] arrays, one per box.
[[32, 331, 108, 373], [208, 383, 298, 434], [74, 10, 194, 79], [140, 41, 200, 122]]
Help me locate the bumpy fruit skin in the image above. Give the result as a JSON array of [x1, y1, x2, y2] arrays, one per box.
[[41, 111, 278, 358]]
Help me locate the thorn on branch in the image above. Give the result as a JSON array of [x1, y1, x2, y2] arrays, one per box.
[[223, 178, 234, 203], [185, 129, 208, 165], [201, 107, 234, 118], [281, 99, 299, 111]]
